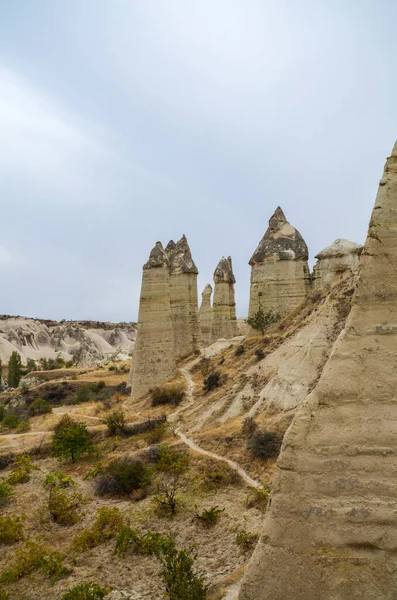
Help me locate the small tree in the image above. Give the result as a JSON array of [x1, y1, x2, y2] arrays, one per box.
[[7, 352, 22, 388], [246, 309, 281, 336], [52, 415, 94, 463]]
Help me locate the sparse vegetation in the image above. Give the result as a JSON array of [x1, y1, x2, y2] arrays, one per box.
[[203, 371, 222, 392], [247, 431, 283, 459], [61, 582, 110, 600], [48, 486, 84, 526], [254, 348, 265, 361], [72, 507, 124, 553], [150, 384, 186, 407], [153, 446, 190, 516], [1, 414, 20, 430], [95, 458, 152, 497], [145, 421, 169, 444], [7, 351, 22, 388], [246, 485, 271, 510], [246, 308, 282, 335], [43, 471, 75, 489], [29, 398, 52, 415], [52, 415, 94, 463], [241, 416, 258, 436], [200, 460, 240, 489], [7, 455, 38, 485], [196, 505, 225, 526], [0, 538, 70, 583], [15, 418, 31, 433], [234, 345, 245, 356], [0, 515, 25, 544], [0, 481, 13, 505], [158, 541, 207, 600], [235, 530, 259, 553], [102, 409, 126, 436]]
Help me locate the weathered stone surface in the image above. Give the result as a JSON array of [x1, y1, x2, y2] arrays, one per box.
[[199, 283, 212, 348], [248, 208, 310, 316], [211, 256, 238, 342], [312, 238, 363, 289], [130, 242, 176, 399], [239, 142, 397, 600], [167, 235, 199, 359]]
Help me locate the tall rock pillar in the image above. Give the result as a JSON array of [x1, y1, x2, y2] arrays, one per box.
[[199, 284, 212, 348], [248, 207, 310, 317], [166, 235, 199, 360], [239, 141, 397, 600], [312, 238, 363, 290], [130, 242, 176, 399], [211, 256, 238, 342]]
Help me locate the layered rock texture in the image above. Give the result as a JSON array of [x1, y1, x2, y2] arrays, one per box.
[[211, 256, 238, 342], [0, 316, 135, 366], [130, 242, 176, 399], [166, 236, 199, 359], [239, 142, 397, 599], [199, 284, 213, 347], [312, 238, 363, 290], [248, 207, 310, 316]]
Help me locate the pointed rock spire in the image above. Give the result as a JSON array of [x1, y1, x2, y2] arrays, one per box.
[[143, 241, 169, 270], [214, 256, 236, 284], [199, 284, 213, 348], [211, 256, 237, 342], [168, 235, 198, 274]]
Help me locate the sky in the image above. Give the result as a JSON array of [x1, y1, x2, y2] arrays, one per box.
[[1, 0, 397, 322]]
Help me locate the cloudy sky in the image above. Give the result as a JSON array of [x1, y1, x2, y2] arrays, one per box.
[[1, 1, 397, 321]]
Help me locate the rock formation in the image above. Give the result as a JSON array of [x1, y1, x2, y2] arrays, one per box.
[[166, 235, 199, 359], [130, 242, 176, 399], [211, 256, 238, 342], [312, 238, 363, 290], [239, 141, 397, 599], [199, 283, 212, 347], [248, 207, 310, 316]]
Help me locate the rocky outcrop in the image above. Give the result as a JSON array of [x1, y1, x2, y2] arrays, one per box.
[[248, 207, 310, 316], [211, 256, 238, 342], [312, 238, 363, 290], [130, 242, 176, 399], [166, 235, 199, 359], [199, 284, 212, 347], [239, 141, 397, 600]]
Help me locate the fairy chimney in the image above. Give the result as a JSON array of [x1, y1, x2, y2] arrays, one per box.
[[199, 284, 213, 348], [211, 256, 238, 342], [312, 238, 363, 290]]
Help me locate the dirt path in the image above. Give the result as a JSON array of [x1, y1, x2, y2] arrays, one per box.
[[172, 360, 261, 489]]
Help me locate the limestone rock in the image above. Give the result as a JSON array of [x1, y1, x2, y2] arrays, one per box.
[[131, 242, 176, 399], [199, 283, 213, 347], [248, 207, 310, 316], [211, 256, 238, 342], [167, 235, 199, 359], [239, 141, 397, 599], [312, 238, 363, 289]]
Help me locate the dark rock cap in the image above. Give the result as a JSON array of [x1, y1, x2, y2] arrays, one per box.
[[169, 235, 198, 274], [143, 241, 169, 270], [214, 256, 236, 284], [249, 207, 309, 265]]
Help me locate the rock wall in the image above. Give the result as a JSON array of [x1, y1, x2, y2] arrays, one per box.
[[312, 238, 363, 290], [166, 235, 199, 359], [199, 284, 212, 347], [248, 207, 310, 316], [211, 256, 238, 342], [239, 141, 397, 600], [130, 242, 176, 399]]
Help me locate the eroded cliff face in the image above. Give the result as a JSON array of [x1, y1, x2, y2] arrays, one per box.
[[239, 143, 397, 600], [248, 207, 310, 317], [199, 283, 212, 348], [312, 238, 363, 290], [130, 242, 176, 399], [211, 256, 238, 342]]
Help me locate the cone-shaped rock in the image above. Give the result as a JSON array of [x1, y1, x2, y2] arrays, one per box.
[[199, 284, 213, 348], [130, 242, 176, 399], [312, 238, 363, 290], [167, 235, 199, 359], [211, 256, 238, 342], [248, 207, 310, 316], [239, 142, 397, 599]]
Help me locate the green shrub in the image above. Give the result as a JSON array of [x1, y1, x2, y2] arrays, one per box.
[[203, 371, 221, 393], [52, 415, 94, 463], [0, 538, 70, 583], [150, 384, 185, 407], [156, 445, 190, 475], [247, 431, 283, 459], [29, 398, 52, 416], [235, 530, 259, 553], [196, 505, 225, 527], [254, 349, 265, 361], [7, 455, 38, 485], [70, 381, 109, 405], [0, 481, 13, 505], [102, 410, 126, 436], [2, 414, 20, 430], [200, 461, 240, 489], [246, 485, 271, 510], [145, 421, 168, 444], [0, 515, 25, 544], [246, 309, 281, 335], [0, 587, 9, 600], [48, 487, 83, 526], [115, 526, 173, 558], [158, 542, 207, 600], [234, 345, 245, 356], [241, 416, 258, 436], [43, 471, 75, 489], [72, 507, 124, 553], [7, 352, 22, 388], [95, 458, 152, 497], [16, 419, 31, 433], [152, 446, 190, 516], [61, 582, 110, 600]]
